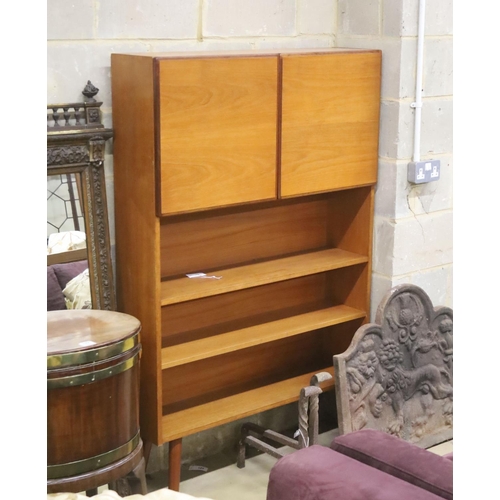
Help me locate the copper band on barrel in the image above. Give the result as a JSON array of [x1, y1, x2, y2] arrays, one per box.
[[47, 432, 141, 479], [47, 347, 140, 390], [47, 334, 139, 369]]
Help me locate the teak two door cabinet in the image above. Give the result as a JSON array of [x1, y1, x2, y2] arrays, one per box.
[[111, 48, 381, 490]]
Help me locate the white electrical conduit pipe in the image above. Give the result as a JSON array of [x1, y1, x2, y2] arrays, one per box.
[[411, 0, 426, 163]]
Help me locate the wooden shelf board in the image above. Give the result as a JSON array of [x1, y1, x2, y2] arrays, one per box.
[[161, 367, 335, 442], [160, 248, 368, 306], [161, 304, 365, 369]]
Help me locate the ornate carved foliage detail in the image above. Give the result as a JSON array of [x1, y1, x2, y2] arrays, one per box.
[[82, 168, 100, 309], [87, 108, 100, 123], [47, 145, 89, 166], [89, 136, 106, 163], [335, 285, 453, 446], [90, 164, 113, 310]]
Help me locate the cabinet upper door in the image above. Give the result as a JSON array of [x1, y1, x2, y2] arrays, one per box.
[[158, 56, 278, 215], [280, 51, 381, 198]]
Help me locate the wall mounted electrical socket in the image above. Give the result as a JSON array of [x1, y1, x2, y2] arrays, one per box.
[[408, 159, 440, 184]]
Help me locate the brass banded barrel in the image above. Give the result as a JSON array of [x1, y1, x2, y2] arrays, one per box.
[[47, 310, 141, 481]]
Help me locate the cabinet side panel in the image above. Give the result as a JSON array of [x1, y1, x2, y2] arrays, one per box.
[[328, 265, 370, 317], [327, 187, 375, 318], [111, 54, 162, 444], [281, 51, 381, 196], [158, 56, 278, 214], [327, 186, 373, 255]]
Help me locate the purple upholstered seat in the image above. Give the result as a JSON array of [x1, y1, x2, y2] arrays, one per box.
[[267, 444, 444, 500], [267, 428, 453, 500], [331, 429, 453, 500]]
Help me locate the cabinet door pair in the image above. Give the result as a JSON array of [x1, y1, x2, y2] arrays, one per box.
[[158, 51, 381, 215]]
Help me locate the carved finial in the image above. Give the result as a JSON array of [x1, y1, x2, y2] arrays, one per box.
[[82, 80, 99, 102]]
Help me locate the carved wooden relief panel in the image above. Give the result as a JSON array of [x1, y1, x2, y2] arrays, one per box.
[[334, 284, 452, 448]]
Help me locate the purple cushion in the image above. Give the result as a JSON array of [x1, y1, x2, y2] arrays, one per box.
[[51, 260, 88, 290], [47, 260, 88, 311], [47, 266, 66, 311], [267, 445, 442, 500], [444, 452, 453, 461], [331, 429, 452, 500]]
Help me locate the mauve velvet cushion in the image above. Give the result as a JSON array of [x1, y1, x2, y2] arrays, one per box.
[[47, 266, 67, 311], [331, 429, 453, 500], [47, 260, 89, 311], [51, 260, 88, 290], [267, 445, 443, 500]]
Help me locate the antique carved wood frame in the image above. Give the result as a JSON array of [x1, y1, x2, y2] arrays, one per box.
[[47, 90, 116, 310]]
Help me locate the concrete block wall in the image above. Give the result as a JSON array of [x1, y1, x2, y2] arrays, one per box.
[[47, 0, 336, 105], [47, 0, 453, 471], [336, 0, 453, 317]]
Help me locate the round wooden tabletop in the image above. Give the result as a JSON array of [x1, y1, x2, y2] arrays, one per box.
[[47, 309, 141, 356]]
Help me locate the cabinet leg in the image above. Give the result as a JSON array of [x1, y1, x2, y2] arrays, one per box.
[[168, 438, 182, 491], [132, 456, 148, 494], [143, 440, 153, 469]]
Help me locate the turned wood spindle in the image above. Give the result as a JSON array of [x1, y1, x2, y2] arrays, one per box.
[[52, 107, 60, 127], [63, 107, 71, 126], [74, 107, 82, 125]]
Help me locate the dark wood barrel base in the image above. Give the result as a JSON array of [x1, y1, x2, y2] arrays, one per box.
[[48, 310, 145, 496], [47, 438, 147, 495]]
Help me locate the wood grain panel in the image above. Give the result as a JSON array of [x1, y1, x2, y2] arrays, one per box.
[[328, 265, 369, 314], [161, 274, 327, 342], [161, 367, 335, 441], [328, 187, 375, 314], [111, 54, 163, 444], [321, 319, 366, 359], [158, 56, 278, 215], [280, 51, 381, 196], [160, 248, 368, 305], [161, 305, 366, 368], [326, 186, 372, 254], [160, 196, 328, 277], [161, 331, 330, 408]]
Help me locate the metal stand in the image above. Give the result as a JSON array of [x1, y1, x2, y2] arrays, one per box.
[[237, 372, 332, 468]]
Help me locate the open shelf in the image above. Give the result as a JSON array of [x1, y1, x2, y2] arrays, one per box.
[[161, 367, 335, 442], [160, 248, 368, 306], [161, 304, 365, 369]]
